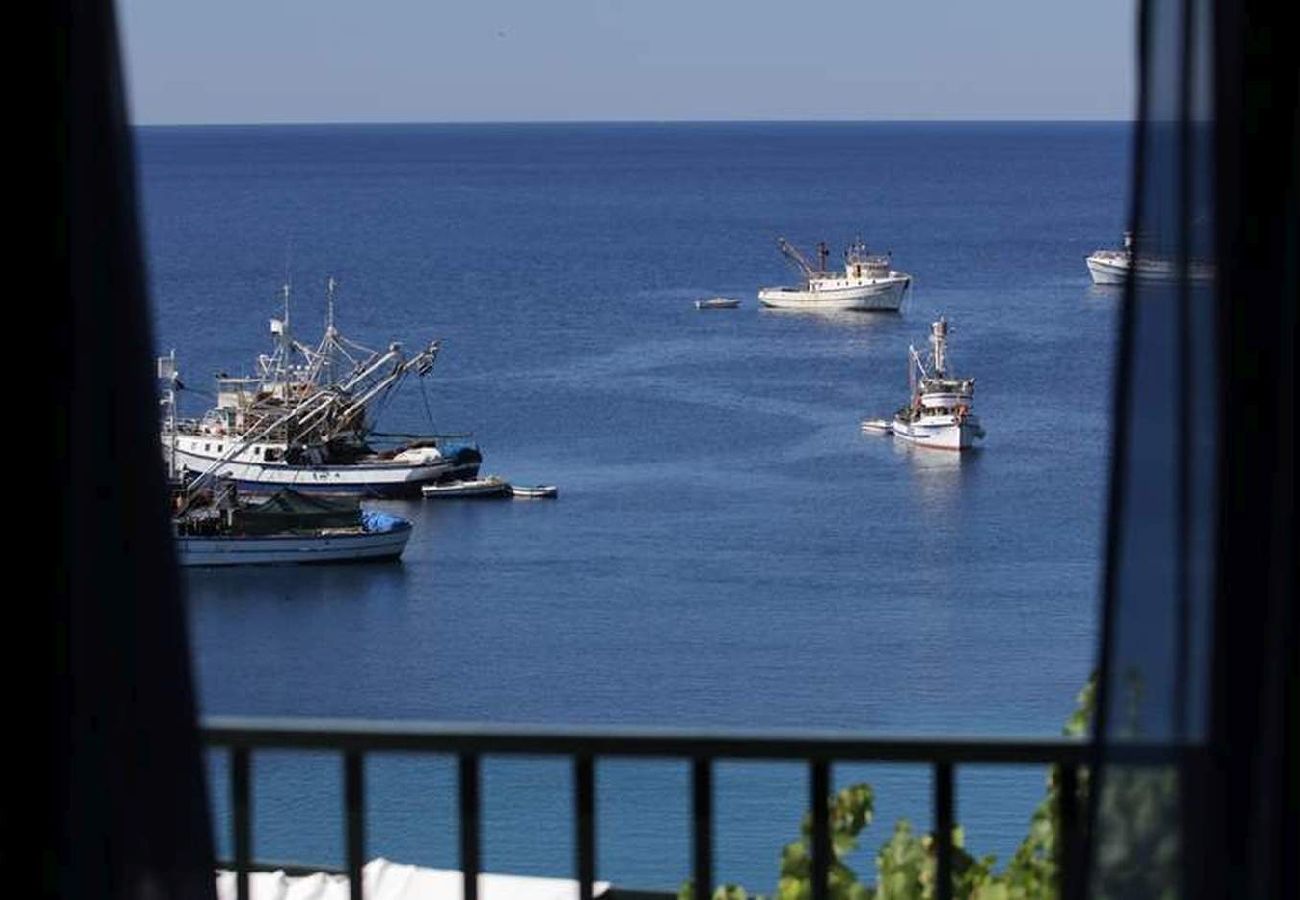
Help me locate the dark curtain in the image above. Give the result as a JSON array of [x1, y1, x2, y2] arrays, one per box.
[[49, 0, 217, 897], [1087, 0, 1297, 897]]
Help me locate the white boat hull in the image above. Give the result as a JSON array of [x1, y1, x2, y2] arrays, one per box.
[[758, 276, 909, 311], [1086, 255, 1130, 285], [163, 442, 480, 497], [891, 416, 984, 451], [1086, 253, 1214, 285], [176, 523, 412, 567]]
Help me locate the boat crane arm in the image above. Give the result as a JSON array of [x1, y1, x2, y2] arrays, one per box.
[[776, 237, 818, 279], [320, 342, 440, 441]]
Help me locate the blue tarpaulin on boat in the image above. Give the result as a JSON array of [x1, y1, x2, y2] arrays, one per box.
[[361, 511, 407, 533]]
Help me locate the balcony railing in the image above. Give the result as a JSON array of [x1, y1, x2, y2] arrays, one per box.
[[202, 718, 1100, 900]]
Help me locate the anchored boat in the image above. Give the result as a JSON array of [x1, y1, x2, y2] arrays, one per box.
[[172, 481, 412, 567], [862, 317, 985, 451], [1086, 231, 1214, 285], [758, 237, 910, 311], [421, 476, 511, 499], [159, 278, 481, 498]]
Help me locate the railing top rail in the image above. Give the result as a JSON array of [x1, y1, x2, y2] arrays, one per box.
[[199, 716, 1133, 764]]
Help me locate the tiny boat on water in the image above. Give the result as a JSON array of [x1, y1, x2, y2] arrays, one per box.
[[173, 482, 412, 567], [510, 484, 558, 499], [695, 297, 741, 310], [421, 476, 511, 499], [862, 317, 985, 451]]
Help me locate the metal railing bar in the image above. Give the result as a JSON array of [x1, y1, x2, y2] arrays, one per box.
[[459, 754, 481, 900], [203, 718, 1103, 765], [575, 755, 596, 900], [345, 751, 365, 900], [1057, 764, 1080, 900], [232, 746, 252, 900], [934, 762, 953, 900], [810, 760, 830, 900], [692, 758, 712, 900]]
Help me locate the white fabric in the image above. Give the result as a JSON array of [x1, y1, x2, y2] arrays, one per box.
[[216, 858, 611, 900]]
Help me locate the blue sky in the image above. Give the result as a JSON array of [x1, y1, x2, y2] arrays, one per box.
[[120, 1, 1136, 124]]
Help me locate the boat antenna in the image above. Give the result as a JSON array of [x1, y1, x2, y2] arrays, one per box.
[[282, 237, 294, 327], [326, 276, 337, 334]]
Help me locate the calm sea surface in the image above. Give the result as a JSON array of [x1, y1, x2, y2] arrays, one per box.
[[137, 122, 1126, 890]]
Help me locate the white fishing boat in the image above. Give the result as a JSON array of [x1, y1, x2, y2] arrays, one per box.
[[758, 238, 910, 311], [695, 297, 741, 310], [422, 476, 511, 499], [173, 483, 412, 567], [863, 317, 984, 451], [158, 278, 482, 498], [510, 484, 558, 499], [1086, 231, 1214, 284]]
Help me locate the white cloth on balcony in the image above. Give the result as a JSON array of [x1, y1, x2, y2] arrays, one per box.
[[216, 858, 612, 900]]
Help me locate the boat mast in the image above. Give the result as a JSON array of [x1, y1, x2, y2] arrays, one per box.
[[908, 345, 918, 401], [931, 317, 948, 378], [158, 349, 178, 480]]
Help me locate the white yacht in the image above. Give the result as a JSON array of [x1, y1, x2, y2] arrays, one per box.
[[1086, 231, 1214, 284], [862, 317, 984, 451], [758, 238, 911, 311]]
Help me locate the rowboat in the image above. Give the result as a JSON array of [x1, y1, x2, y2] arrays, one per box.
[[421, 476, 511, 499]]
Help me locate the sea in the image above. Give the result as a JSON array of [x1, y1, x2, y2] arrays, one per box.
[[137, 121, 1127, 891]]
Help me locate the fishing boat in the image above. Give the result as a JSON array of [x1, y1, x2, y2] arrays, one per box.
[[1086, 231, 1214, 284], [862, 317, 985, 451], [172, 481, 412, 567], [421, 476, 511, 499], [159, 278, 482, 498], [695, 297, 741, 310], [509, 484, 558, 499], [758, 237, 911, 311]]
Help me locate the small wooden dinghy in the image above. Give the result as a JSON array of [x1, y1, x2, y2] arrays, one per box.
[[421, 476, 510, 498], [695, 297, 741, 310], [510, 484, 558, 499]]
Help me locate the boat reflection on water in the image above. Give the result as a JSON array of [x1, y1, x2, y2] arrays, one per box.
[[892, 437, 978, 511]]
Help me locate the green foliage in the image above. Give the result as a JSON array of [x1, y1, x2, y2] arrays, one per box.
[[776, 783, 875, 900], [678, 676, 1100, 900]]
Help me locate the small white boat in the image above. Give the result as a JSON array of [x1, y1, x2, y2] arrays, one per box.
[[421, 476, 510, 499], [860, 418, 893, 434], [758, 237, 910, 312], [510, 484, 558, 499], [695, 297, 741, 310]]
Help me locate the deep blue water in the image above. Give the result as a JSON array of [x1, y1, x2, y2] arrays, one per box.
[[138, 122, 1126, 891]]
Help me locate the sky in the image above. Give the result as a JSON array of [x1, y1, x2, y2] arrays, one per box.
[[120, 1, 1136, 125]]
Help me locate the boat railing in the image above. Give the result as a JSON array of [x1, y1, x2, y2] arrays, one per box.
[[195, 716, 1157, 900]]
